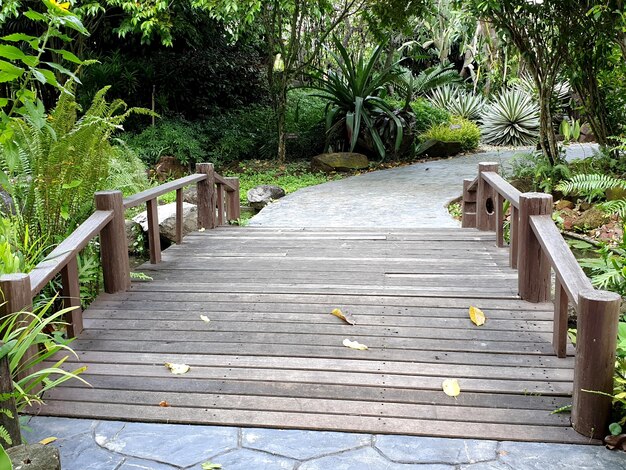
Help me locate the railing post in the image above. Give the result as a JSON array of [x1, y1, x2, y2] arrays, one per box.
[[572, 290, 621, 438], [225, 177, 241, 222], [95, 191, 131, 294], [0, 347, 20, 447], [146, 198, 161, 264], [60, 256, 83, 337], [495, 192, 505, 247], [175, 188, 183, 245], [462, 179, 477, 228], [0, 274, 38, 383], [553, 279, 568, 358], [196, 163, 216, 230], [510, 205, 519, 269], [518, 193, 552, 302], [476, 162, 499, 231], [216, 183, 225, 226]]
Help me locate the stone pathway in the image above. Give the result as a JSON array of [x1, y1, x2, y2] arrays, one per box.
[[23, 143, 624, 470], [249, 144, 598, 228], [23, 416, 626, 469]]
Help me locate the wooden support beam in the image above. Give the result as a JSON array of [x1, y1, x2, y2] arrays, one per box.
[[60, 256, 83, 337], [510, 206, 519, 269], [216, 184, 225, 226], [146, 198, 161, 264], [95, 191, 131, 294], [572, 290, 621, 438], [553, 279, 568, 358], [196, 163, 216, 230], [495, 192, 504, 248], [175, 188, 183, 245], [0, 348, 20, 447], [476, 162, 499, 231], [225, 177, 241, 222], [518, 193, 552, 302], [461, 179, 477, 228]]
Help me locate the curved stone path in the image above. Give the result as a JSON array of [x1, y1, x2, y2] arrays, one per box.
[[250, 144, 598, 228]]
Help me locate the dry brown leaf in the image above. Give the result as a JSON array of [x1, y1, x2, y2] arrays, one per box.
[[164, 362, 190, 374], [331, 308, 356, 325], [39, 437, 57, 445], [442, 378, 461, 397], [469, 306, 486, 326], [343, 338, 368, 350], [159, 400, 170, 407], [605, 434, 626, 451]]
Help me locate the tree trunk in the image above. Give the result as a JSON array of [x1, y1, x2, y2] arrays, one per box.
[[538, 86, 559, 165], [276, 80, 287, 163]]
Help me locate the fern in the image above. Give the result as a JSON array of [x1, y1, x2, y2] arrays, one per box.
[[556, 174, 626, 200], [599, 199, 626, 218], [0, 425, 11, 447]]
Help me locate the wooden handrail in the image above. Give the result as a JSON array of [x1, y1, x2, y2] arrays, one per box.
[[214, 173, 237, 192], [480, 172, 521, 208], [461, 162, 622, 439], [29, 210, 114, 294], [529, 214, 593, 309], [123, 174, 207, 209]]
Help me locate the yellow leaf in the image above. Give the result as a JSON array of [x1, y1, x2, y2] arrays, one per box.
[[343, 338, 368, 350], [39, 437, 57, 445], [164, 362, 190, 374], [159, 400, 170, 407], [331, 308, 356, 325], [469, 306, 486, 326], [442, 378, 461, 397], [200, 315, 210, 323]]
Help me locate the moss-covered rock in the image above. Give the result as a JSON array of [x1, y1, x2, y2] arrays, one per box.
[[311, 153, 369, 173], [572, 207, 610, 231]]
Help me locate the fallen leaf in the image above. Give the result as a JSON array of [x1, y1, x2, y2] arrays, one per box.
[[201, 462, 222, 469], [605, 433, 626, 451], [331, 308, 356, 325], [159, 400, 170, 407], [39, 437, 57, 445], [343, 338, 368, 350], [442, 378, 461, 398], [200, 315, 210, 323], [164, 362, 190, 374], [469, 306, 486, 326]]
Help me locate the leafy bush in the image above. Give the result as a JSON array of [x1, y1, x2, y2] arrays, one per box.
[[481, 88, 540, 146], [420, 117, 481, 151], [124, 119, 209, 167], [395, 65, 461, 109], [508, 152, 572, 193], [409, 99, 450, 134], [106, 144, 150, 196]]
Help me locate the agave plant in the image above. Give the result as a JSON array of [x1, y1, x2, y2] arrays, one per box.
[[427, 85, 485, 122], [308, 39, 402, 159], [481, 89, 540, 146]]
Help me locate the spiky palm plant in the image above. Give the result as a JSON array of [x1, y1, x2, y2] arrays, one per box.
[[427, 85, 485, 122], [481, 89, 540, 146], [308, 39, 402, 159], [427, 84, 459, 111], [396, 65, 460, 111]]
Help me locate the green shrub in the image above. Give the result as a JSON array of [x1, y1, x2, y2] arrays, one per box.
[[124, 119, 208, 167], [410, 99, 450, 133], [420, 117, 480, 151], [106, 144, 150, 196]]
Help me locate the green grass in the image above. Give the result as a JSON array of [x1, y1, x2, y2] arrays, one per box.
[[225, 160, 342, 205]]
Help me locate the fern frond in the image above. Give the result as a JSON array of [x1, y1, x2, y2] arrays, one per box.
[[556, 174, 626, 199], [598, 199, 626, 218], [0, 425, 12, 446]]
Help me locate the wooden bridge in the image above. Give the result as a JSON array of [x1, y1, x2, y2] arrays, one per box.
[[1, 162, 621, 445]]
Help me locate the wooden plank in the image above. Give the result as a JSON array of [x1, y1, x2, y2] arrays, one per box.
[[32, 401, 592, 444]]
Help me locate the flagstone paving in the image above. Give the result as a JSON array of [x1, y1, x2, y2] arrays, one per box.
[[23, 417, 626, 469]]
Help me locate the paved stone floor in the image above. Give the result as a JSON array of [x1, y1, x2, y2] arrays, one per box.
[[23, 417, 626, 469], [249, 144, 598, 228], [23, 144, 624, 469]]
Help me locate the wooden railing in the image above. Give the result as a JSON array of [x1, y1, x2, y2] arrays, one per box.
[[462, 162, 621, 439], [0, 162, 239, 338]]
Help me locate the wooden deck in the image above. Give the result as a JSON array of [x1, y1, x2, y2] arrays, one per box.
[[35, 226, 589, 444]]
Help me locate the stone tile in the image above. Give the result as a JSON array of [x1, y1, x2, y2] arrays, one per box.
[[299, 447, 455, 470], [242, 428, 370, 460], [459, 462, 511, 470], [375, 435, 498, 465], [22, 416, 95, 444], [188, 449, 295, 470], [94, 421, 238, 467], [118, 458, 180, 469], [499, 441, 626, 469], [53, 434, 124, 470]]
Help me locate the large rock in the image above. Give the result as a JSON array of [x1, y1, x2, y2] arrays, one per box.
[[125, 219, 144, 253], [133, 202, 198, 243], [571, 207, 610, 231], [8, 444, 61, 470], [183, 186, 198, 204], [414, 139, 462, 159], [579, 122, 596, 143], [247, 185, 286, 210], [311, 152, 369, 173]]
